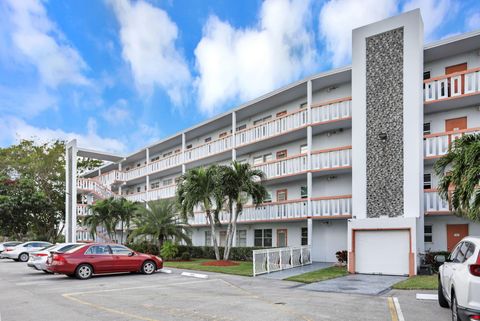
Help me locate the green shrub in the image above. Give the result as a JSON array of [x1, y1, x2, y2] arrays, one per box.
[[180, 251, 191, 261], [160, 241, 178, 260], [335, 250, 348, 264], [423, 251, 451, 272], [126, 241, 159, 255], [176, 245, 265, 261]]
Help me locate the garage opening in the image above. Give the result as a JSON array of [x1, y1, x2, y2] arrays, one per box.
[[354, 229, 410, 276]]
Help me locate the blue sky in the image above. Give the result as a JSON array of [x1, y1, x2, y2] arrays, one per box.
[[1, 0, 479, 155]]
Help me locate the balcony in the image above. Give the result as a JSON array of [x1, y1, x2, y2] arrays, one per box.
[[424, 68, 480, 102], [311, 146, 352, 172], [424, 127, 480, 159], [424, 189, 450, 214], [187, 195, 353, 226], [124, 164, 149, 181], [96, 170, 124, 187], [311, 97, 352, 125], [185, 135, 232, 163], [148, 152, 182, 173], [77, 204, 91, 216], [77, 178, 115, 199], [254, 154, 307, 180], [124, 184, 177, 203]]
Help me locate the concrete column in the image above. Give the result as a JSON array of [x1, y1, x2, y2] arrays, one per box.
[[65, 139, 78, 243], [231, 111, 236, 161], [181, 133, 186, 174], [146, 175, 150, 192], [306, 80, 313, 247], [146, 148, 150, 164]]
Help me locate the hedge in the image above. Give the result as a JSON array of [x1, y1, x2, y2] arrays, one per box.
[[126, 241, 265, 261], [423, 251, 451, 272]]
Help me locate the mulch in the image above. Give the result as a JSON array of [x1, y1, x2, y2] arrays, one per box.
[[200, 260, 239, 266]]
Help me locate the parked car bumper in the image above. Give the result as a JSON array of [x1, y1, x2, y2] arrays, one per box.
[[27, 262, 45, 271], [1, 252, 18, 259], [458, 305, 480, 321]]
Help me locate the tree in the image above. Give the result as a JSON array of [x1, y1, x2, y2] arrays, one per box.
[[434, 133, 480, 220], [0, 140, 101, 242], [176, 166, 222, 259], [86, 197, 117, 241], [217, 161, 267, 260], [129, 199, 191, 247], [114, 197, 138, 244]]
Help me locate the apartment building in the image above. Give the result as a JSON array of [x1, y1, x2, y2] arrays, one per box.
[[65, 10, 480, 276]]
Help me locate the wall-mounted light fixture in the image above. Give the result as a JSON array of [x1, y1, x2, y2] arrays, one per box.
[[378, 132, 388, 141]]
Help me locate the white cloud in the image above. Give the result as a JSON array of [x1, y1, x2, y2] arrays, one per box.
[[0, 116, 126, 154], [402, 0, 452, 41], [194, 0, 317, 115], [466, 12, 480, 31], [3, 0, 89, 87], [318, 0, 397, 67], [102, 99, 131, 125], [109, 0, 191, 105], [0, 85, 57, 116]]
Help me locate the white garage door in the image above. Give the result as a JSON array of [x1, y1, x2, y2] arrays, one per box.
[[355, 230, 410, 276]]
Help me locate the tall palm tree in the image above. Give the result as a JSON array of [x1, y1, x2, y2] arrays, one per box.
[[113, 198, 138, 244], [434, 133, 480, 220], [129, 199, 191, 247], [86, 197, 117, 240], [176, 166, 222, 260], [218, 161, 267, 260]]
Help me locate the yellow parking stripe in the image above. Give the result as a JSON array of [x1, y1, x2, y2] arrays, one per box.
[[388, 297, 399, 321]]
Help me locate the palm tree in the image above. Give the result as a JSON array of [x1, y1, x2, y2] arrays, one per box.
[[218, 161, 267, 260], [434, 133, 480, 220], [176, 166, 222, 260], [129, 199, 191, 247], [86, 197, 117, 240], [113, 198, 138, 244]]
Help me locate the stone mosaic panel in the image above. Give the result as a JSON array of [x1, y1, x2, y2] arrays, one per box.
[[365, 27, 404, 218]]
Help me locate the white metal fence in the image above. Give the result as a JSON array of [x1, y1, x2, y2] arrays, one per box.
[[253, 245, 312, 276]]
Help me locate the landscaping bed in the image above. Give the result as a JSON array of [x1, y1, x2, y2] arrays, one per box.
[[392, 274, 438, 290], [164, 259, 252, 276], [284, 266, 348, 283]]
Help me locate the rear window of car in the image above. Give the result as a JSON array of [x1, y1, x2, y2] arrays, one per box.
[[57, 244, 82, 253], [65, 244, 88, 254]]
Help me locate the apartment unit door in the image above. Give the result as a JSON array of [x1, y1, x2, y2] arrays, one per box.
[[446, 224, 469, 251], [445, 117, 467, 144], [277, 229, 287, 247], [445, 63, 467, 95]]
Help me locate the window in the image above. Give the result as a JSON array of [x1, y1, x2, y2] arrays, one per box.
[[163, 178, 173, 186], [236, 230, 247, 247], [253, 115, 272, 125], [264, 192, 272, 203], [151, 156, 160, 162], [424, 225, 433, 243], [301, 186, 308, 199], [204, 137, 212, 143], [85, 245, 111, 255], [254, 229, 272, 247], [423, 123, 431, 135], [205, 231, 211, 246], [110, 245, 132, 255], [300, 102, 307, 109], [276, 150, 287, 159], [175, 148, 181, 154], [301, 227, 308, 246], [300, 144, 308, 154], [453, 242, 470, 263], [264, 153, 273, 162], [163, 151, 173, 157], [125, 167, 130, 171], [236, 124, 247, 131], [186, 144, 192, 149], [151, 182, 160, 189], [276, 110, 287, 118], [277, 189, 287, 202], [465, 242, 476, 261], [423, 71, 431, 80], [137, 187, 141, 193], [424, 174, 432, 189], [253, 156, 263, 165], [219, 132, 228, 138]]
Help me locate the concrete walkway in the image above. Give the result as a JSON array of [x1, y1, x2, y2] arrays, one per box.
[[300, 274, 407, 295], [259, 262, 334, 280]]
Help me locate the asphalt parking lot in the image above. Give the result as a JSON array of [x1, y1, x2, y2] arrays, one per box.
[[0, 259, 450, 321]]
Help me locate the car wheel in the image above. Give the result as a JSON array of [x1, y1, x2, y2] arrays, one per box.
[[141, 260, 156, 275], [43, 270, 54, 274], [75, 264, 93, 280], [451, 291, 459, 321], [66, 274, 76, 278], [438, 276, 449, 308], [18, 253, 29, 262]]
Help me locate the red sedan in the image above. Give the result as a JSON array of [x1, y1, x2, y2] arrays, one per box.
[[46, 243, 163, 280]]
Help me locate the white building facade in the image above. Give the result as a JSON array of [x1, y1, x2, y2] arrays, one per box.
[[66, 10, 480, 276]]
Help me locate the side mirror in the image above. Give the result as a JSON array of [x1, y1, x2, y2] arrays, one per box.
[[128, 251, 135, 257], [435, 255, 446, 263]]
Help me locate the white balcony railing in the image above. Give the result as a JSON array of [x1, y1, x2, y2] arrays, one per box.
[[123, 185, 177, 203], [77, 178, 115, 199], [311, 98, 352, 124], [95, 170, 124, 187], [77, 204, 91, 216], [424, 189, 450, 213], [311, 146, 352, 171], [253, 245, 312, 276], [254, 154, 307, 180], [311, 196, 352, 217], [235, 109, 308, 147], [424, 128, 480, 158], [185, 135, 232, 163], [148, 153, 182, 173], [424, 68, 480, 102], [124, 165, 149, 181]]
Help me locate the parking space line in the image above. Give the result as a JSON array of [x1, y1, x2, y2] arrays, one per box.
[[393, 297, 405, 321], [388, 297, 399, 321]]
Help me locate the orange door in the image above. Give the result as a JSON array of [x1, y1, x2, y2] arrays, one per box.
[[445, 63, 467, 95], [446, 224, 469, 251], [445, 117, 467, 132]]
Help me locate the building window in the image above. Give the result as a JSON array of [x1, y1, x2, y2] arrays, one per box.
[[264, 192, 272, 203], [219, 132, 228, 138], [253, 115, 272, 126], [276, 110, 287, 118], [424, 174, 432, 189], [174, 148, 181, 153], [300, 144, 308, 154], [424, 225, 433, 243], [236, 230, 247, 247], [204, 137, 212, 143], [301, 186, 308, 199], [163, 151, 173, 157], [423, 123, 431, 135], [137, 187, 141, 193], [151, 156, 160, 162], [423, 71, 431, 80], [301, 227, 308, 246], [277, 189, 287, 202], [254, 229, 272, 247], [151, 182, 160, 189], [236, 124, 247, 131], [186, 144, 192, 149], [276, 150, 287, 159], [204, 231, 211, 246], [136, 163, 141, 167], [253, 156, 263, 165], [264, 153, 273, 162], [300, 102, 307, 109], [163, 178, 173, 186]]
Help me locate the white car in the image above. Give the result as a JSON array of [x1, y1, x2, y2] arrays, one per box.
[[437, 236, 480, 321], [0, 241, 22, 256], [27, 243, 81, 273], [2, 241, 52, 262]]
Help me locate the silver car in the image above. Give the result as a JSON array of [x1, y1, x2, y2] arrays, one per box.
[[2, 241, 52, 262], [28, 243, 82, 272], [0, 241, 22, 257]]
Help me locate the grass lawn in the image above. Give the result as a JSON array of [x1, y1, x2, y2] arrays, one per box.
[[284, 266, 348, 283], [163, 259, 253, 276], [392, 274, 438, 290]]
